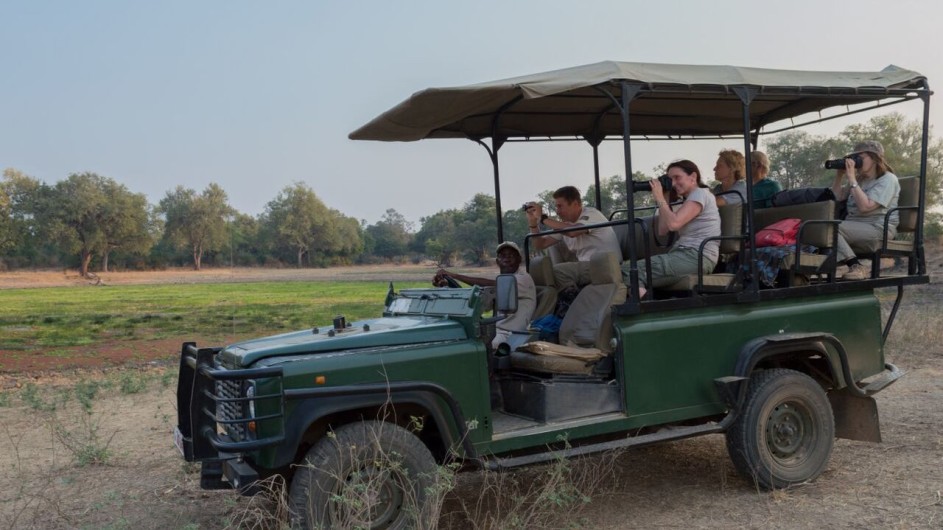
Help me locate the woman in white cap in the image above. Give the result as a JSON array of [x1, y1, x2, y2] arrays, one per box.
[[830, 140, 900, 280], [433, 241, 536, 348]]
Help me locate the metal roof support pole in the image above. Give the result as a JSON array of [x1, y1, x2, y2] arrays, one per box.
[[590, 138, 603, 209], [475, 138, 506, 242], [619, 82, 643, 303], [916, 84, 931, 275], [480, 96, 523, 242], [733, 86, 760, 300], [586, 103, 615, 210]]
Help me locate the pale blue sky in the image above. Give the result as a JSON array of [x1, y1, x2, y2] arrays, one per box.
[[2, 0, 940, 226]]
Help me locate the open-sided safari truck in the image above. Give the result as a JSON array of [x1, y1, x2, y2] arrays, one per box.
[[175, 62, 931, 528]]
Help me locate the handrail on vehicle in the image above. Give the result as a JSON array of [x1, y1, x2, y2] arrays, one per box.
[[522, 216, 651, 303]]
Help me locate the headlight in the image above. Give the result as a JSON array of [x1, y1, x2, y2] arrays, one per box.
[[246, 381, 256, 419], [245, 381, 257, 438]]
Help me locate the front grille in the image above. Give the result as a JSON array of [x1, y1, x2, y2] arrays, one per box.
[[216, 380, 246, 441]]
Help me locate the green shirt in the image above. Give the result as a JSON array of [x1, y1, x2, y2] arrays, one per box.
[[753, 178, 783, 209]]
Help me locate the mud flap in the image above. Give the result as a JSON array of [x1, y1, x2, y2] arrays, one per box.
[[828, 389, 881, 443]]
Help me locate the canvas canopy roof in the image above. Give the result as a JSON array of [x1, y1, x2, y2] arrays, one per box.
[[350, 61, 927, 142]]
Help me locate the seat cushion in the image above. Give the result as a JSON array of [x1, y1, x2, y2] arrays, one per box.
[[509, 351, 595, 375], [885, 239, 915, 253], [559, 252, 626, 350], [509, 340, 604, 375], [780, 252, 829, 271], [528, 255, 556, 287], [663, 273, 737, 291]]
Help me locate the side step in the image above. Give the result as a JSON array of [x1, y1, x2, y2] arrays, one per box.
[[483, 421, 726, 471], [860, 363, 904, 395]]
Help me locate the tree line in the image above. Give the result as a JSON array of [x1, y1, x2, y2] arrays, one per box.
[[1, 113, 940, 275]]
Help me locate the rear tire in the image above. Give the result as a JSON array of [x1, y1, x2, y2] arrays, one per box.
[[289, 421, 438, 529], [725, 368, 834, 490]]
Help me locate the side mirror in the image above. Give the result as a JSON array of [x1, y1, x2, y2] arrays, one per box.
[[495, 274, 518, 314]]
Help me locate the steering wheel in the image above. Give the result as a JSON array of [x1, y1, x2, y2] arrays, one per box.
[[443, 276, 462, 288]]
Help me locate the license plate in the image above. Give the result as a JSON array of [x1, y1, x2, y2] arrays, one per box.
[[173, 426, 186, 457]]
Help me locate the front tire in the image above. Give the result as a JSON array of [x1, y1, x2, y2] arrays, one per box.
[[289, 421, 438, 529], [725, 368, 835, 490]]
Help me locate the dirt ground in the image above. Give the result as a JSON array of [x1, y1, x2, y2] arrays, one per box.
[[0, 263, 449, 290], [0, 263, 941, 529]]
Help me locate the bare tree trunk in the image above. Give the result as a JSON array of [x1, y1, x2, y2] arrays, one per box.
[[102, 250, 110, 273], [297, 248, 304, 268], [193, 244, 202, 271], [80, 249, 94, 277]]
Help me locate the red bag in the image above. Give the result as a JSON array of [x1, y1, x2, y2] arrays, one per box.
[[755, 218, 801, 247]]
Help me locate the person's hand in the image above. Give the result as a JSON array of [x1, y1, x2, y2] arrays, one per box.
[[843, 157, 857, 181], [524, 202, 543, 226], [650, 179, 666, 204], [433, 269, 450, 287]]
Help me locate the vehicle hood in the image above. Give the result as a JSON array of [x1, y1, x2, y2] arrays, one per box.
[[219, 315, 467, 367]]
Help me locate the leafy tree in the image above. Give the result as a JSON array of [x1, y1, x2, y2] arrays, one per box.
[[159, 183, 233, 270], [765, 131, 843, 190], [262, 182, 331, 267], [47, 173, 115, 276], [223, 212, 263, 266], [366, 209, 413, 260], [260, 184, 365, 267], [455, 194, 498, 265], [0, 179, 11, 254], [414, 209, 460, 266], [0, 168, 49, 267], [327, 210, 365, 264], [501, 208, 530, 255], [98, 180, 153, 272], [42, 172, 150, 275], [414, 194, 504, 266]]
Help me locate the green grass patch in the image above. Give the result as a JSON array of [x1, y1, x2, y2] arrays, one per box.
[[0, 280, 426, 352]]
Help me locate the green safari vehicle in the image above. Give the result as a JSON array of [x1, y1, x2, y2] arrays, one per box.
[[175, 61, 932, 528]]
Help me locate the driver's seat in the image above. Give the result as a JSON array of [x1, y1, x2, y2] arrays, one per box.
[[510, 252, 626, 374]]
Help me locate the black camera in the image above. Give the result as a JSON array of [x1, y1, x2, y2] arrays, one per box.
[[634, 174, 672, 193], [824, 153, 863, 170]]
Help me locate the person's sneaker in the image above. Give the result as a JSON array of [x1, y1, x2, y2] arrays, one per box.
[[842, 263, 870, 281]]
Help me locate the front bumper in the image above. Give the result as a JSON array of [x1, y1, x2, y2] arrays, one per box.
[[175, 343, 286, 488]]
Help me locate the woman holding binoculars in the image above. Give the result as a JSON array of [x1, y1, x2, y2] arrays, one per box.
[[829, 140, 900, 281]]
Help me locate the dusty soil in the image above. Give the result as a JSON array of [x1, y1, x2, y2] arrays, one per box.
[[0, 264, 941, 529], [0, 263, 460, 290]]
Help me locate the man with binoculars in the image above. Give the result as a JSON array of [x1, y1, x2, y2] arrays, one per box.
[[524, 185, 621, 291]]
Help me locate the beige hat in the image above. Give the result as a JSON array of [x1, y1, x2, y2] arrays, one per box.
[[496, 241, 522, 257], [853, 140, 884, 157]]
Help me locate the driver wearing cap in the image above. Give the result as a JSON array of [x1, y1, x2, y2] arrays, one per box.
[[433, 241, 536, 348]]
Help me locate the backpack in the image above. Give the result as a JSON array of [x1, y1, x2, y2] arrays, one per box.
[[755, 218, 801, 247], [771, 187, 835, 207]]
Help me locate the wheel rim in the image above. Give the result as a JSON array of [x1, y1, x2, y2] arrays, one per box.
[[331, 464, 406, 529], [765, 400, 814, 464]]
